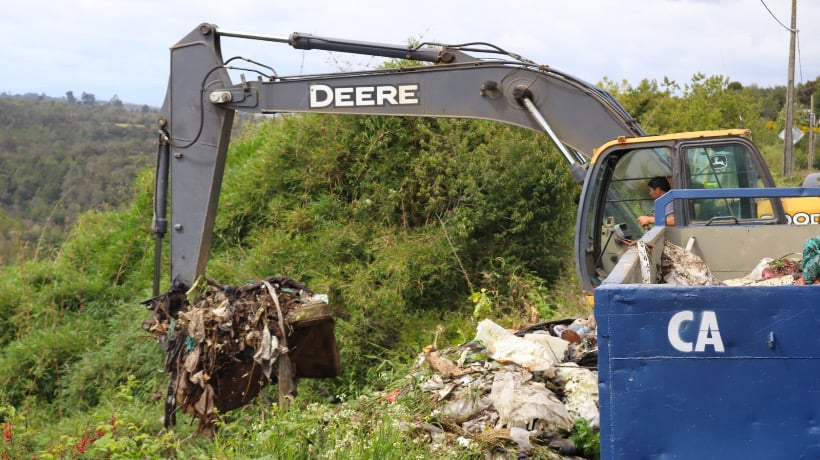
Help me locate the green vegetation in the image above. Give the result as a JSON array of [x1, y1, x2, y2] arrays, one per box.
[[0, 96, 157, 265], [1, 73, 819, 458]]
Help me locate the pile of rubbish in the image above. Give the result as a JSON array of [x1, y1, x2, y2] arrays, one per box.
[[141, 276, 340, 437], [720, 256, 805, 286], [414, 317, 599, 458], [662, 235, 820, 287]]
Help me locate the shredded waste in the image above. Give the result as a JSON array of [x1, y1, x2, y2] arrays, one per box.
[[412, 317, 599, 458], [661, 240, 724, 286], [664, 236, 820, 286], [141, 276, 340, 437]]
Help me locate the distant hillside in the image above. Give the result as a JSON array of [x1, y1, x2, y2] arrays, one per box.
[[0, 95, 159, 264]]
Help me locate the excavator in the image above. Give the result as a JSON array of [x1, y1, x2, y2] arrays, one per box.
[[151, 23, 817, 299], [149, 23, 820, 450]]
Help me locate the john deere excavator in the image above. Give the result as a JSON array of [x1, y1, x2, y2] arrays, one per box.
[[149, 23, 820, 447], [152, 23, 816, 299]]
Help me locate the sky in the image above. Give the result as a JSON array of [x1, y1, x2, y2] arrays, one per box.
[[2, 0, 818, 108]]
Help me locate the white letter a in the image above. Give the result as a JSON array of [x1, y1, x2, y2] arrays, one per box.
[[695, 311, 725, 352]]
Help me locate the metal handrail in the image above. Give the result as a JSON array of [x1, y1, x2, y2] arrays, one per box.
[[653, 187, 820, 227]]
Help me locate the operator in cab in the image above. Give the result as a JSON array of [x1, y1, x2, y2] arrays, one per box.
[[638, 176, 675, 227]]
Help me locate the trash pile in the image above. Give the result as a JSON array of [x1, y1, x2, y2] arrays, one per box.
[[414, 317, 599, 458], [662, 236, 820, 287], [720, 256, 804, 286], [141, 276, 340, 437], [660, 240, 724, 286]]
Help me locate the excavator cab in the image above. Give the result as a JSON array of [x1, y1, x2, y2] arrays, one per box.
[[574, 130, 784, 293]]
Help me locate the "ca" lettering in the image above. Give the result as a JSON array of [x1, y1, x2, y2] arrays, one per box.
[[667, 310, 725, 353]]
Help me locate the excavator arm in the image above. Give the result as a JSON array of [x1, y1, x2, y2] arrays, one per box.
[[153, 23, 645, 293]]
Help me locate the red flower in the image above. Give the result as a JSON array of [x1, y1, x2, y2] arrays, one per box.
[[385, 389, 401, 403], [3, 422, 11, 442], [75, 437, 90, 453]]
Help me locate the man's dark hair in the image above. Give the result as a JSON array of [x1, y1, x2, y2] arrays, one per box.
[[648, 176, 671, 192]]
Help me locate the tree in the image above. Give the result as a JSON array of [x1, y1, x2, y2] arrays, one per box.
[[602, 73, 766, 137], [66, 91, 76, 104], [599, 76, 678, 135], [81, 92, 96, 105], [796, 77, 818, 114]]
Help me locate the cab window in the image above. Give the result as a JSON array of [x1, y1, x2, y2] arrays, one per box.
[[583, 147, 672, 278], [683, 145, 775, 223]]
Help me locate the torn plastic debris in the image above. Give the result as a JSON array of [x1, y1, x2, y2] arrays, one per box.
[[415, 318, 599, 455], [490, 370, 574, 433], [803, 236, 820, 283], [723, 256, 802, 286], [441, 392, 493, 424], [554, 363, 600, 429], [521, 331, 570, 363], [509, 426, 533, 451], [475, 319, 562, 371], [662, 240, 723, 286]]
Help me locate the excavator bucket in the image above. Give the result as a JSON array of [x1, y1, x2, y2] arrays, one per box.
[[141, 276, 340, 436]]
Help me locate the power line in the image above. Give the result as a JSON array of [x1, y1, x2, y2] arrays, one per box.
[[759, 0, 796, 32], [759, 0, 804, 84], [796, 29, 803, 82]]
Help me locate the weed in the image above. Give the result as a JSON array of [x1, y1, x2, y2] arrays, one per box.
[[570, 418, 600, 460]]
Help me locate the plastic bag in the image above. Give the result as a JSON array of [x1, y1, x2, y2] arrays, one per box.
[[475, 319, 560, 371], [490, 371, 573, 431], [554, 363, 599, 428], [803, 236, 820, 283]]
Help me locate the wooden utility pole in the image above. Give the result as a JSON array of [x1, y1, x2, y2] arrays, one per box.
[[783, 0, 797, 178], [810, 94, 816, 170]]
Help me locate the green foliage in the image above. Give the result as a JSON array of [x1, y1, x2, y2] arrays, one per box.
[[0, 96, 158, 263], [209, 400, 445, 459], [470, 288, 492, 318], [0, 316, 90, 405], [0, 167, 158, 411], [59, 306, 163, 411], [570, 418, 601, 460], [1, 405, 37, 458], [601, 74, 767, 137]]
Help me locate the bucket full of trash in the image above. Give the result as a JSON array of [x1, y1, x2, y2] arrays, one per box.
[[142, 275, 340, 436]]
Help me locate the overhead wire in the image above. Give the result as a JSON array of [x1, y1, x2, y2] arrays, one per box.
[[759, 0, 796, 32], [758, 0, 804, 83]]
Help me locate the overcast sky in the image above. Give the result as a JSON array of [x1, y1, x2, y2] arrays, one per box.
[[2, 0, 818, 107]]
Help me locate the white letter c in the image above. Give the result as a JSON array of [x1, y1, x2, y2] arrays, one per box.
[[668, 310, 694, 352]]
